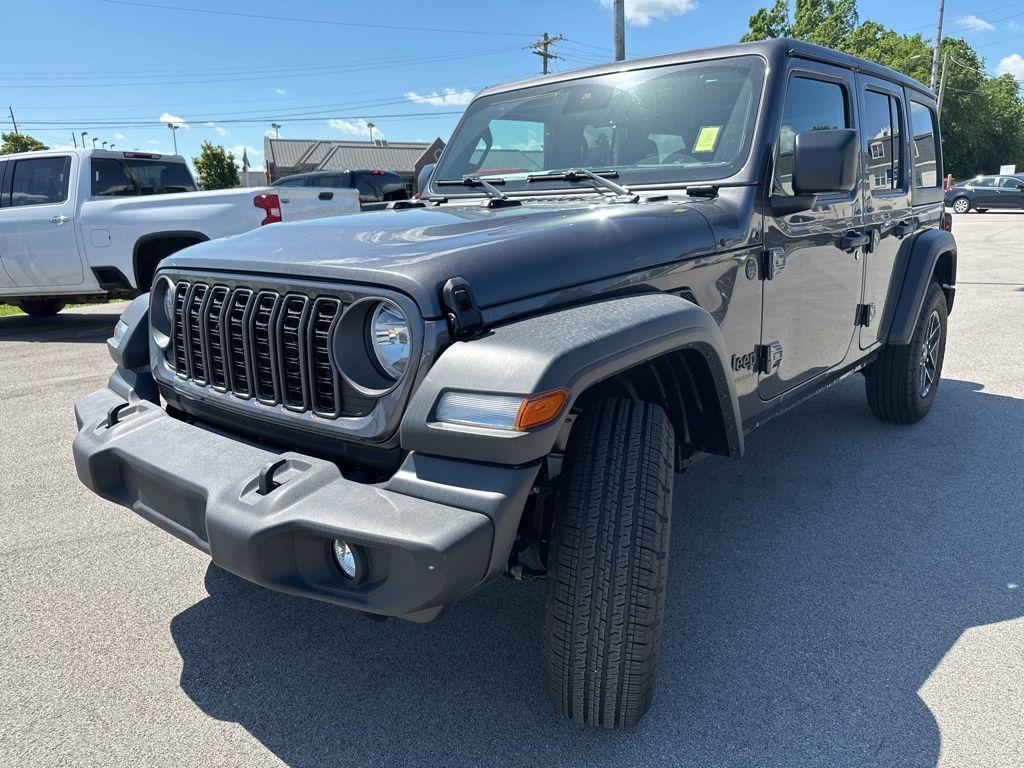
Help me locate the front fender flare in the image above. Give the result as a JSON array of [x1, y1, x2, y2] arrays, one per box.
[[400, 293, 743, 465]]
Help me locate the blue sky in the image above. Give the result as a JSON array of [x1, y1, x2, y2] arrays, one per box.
[[4, 0, 1024, 171]]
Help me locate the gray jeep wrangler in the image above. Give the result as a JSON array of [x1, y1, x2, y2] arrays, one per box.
[[74, 39, 956, 728]]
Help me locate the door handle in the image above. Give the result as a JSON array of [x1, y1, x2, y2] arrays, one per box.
[[48, 215, 71, 225], [839, 231, 870, 251], [893, 220, 916, 238], [318, 191, 334, 200]]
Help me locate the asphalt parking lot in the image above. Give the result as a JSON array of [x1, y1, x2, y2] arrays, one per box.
[[1, 211, 1022, 768]]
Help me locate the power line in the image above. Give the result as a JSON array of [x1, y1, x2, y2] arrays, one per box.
[[531, 33, 565, 75], [97, 0, 539, 37], [899, 0, 1024, 33], [15, 110, 467, 131]]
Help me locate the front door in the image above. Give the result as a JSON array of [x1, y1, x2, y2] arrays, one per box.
[[0, 154, 84, 288], [995, 176, 1024, 207], [858, 75, 913, 348], [760, 65, 865, 400]]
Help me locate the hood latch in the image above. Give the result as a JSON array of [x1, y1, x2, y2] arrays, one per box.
[[442, 277, 484, 339]]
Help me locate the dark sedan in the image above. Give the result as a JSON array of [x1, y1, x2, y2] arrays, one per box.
[[945, 175, 1024, 213]]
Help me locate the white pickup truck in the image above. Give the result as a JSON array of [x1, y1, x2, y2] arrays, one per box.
[[0, 148, 360, 316]]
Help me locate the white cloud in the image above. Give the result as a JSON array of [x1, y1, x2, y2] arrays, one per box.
[[598, 0, 697, 26], [115, 132, 126, 140], [405, 88, 475, 107], [229, 144, 262, 157], [264, 129, 277, 138], [159, 112, 190, 129], [960, 14, 994, 33], [148, 139, 162, 145], [997, 53, 1024, 79], [327, 118, 383, 138], [205, 121, 229, 137], [275, 88, 288, 96]]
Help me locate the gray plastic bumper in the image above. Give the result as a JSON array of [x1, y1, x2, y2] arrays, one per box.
[[73, 387, 538, 622]]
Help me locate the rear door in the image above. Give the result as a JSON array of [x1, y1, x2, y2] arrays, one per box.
[[857, 74, 912, 348], [0, 154, 84, 287], [759, 63, 865, 400]]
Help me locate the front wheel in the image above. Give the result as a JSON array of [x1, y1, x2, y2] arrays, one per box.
[[542, 398, 675, 728], [951, 197, 971, 214], [16, 298, 66, 317], [864, 282, 948, 423]]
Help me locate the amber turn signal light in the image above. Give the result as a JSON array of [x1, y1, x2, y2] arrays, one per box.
[[515, 389, 569, 431]]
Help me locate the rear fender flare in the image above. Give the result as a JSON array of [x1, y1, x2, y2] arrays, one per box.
[[885, 228, 956, 345], [400, 293, 743, 465]]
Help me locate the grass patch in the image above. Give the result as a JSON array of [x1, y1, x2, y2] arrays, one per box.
[[0, 301, 118, 318]]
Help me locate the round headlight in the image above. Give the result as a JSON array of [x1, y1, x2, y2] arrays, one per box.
[[151, 277, 175, 350], [370, 301, 411, 380], [161, 280, 176, 323]]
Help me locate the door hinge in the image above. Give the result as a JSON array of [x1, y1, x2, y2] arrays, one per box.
[[757, 341, 784, 374], [760, 247, 787, 280], [442, 277, 484, 339], [856, 302, 877, 327]]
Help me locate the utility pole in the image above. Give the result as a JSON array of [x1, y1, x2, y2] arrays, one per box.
[[937, 52, 949, 115], [8, 106, 18, 134], [930, 0, 945, 91], [271, 122, 281, 139], [531, 32, 564, 74], [614, 0, 625, 61]]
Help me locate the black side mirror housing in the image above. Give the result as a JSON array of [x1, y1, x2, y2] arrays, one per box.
[[792, 129, 858, 195]]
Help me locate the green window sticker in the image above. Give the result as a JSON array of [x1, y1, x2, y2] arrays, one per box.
[[693, 125, 721, 153]]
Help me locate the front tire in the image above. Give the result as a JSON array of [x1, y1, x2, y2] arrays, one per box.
[[542, 398, 675, 728], [951, 197, 971, 214], [17, 298, 66, 317], [864, 282, 948, 423]]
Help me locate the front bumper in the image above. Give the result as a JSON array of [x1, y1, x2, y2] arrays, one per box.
[[73, 386, 538, 622]]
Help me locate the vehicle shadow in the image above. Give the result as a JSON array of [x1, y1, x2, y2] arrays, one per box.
[[0, 306, 124, 343], [170, 376, 1024, 767]]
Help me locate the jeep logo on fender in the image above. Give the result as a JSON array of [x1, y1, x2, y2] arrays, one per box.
[[731, 350, 758, 372]]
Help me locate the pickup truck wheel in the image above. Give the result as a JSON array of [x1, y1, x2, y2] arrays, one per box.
[[542, 398, 675, 728], [17, 298, 66, 317], [864, 282, 947, 423]]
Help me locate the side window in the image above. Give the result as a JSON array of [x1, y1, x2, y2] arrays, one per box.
[[972, 177, 994, 187], [379, 179, 409, 201], [863, 90, 901, 193], [91, 158, 135, 196], [909, 101, 940, 188], [352, 173, 380, 202], [776, 76, 849, 195], [11, 156, 71, 207], [0, 160, 9, 207], [997, 177, 1021, 189], [310, 175, 343, 188], [277, 177, 305, 187]]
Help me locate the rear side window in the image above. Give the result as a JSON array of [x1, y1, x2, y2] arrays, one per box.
[[972, 177, 994, 187], [0, 160, 8, 206], [90, 157, 196, 196], [863, 90, 903, 193], [310, 175, 345, 188], [776, 76, 849, 195], [353, 173, 381, 202], [909, 101, 940, 188], [378, 177, 409, 201], [11, 156, 71, 206], [91, 158, 136, 196], [276, 177, 307, 187]]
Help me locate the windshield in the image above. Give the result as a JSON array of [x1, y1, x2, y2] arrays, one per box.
[[434, 55, 766, 192]]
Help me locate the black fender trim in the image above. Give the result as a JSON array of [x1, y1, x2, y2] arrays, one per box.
[[400, 293, 744, 465], [885, 228, 956, 346], [132, 230, 209, 289]]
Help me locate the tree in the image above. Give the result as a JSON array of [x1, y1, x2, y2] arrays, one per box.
[[1, 132, 48, 154], [740, 0, 1024, 177], [192, 141, 239, 190]]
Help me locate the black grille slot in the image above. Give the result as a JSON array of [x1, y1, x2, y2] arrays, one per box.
[[205, 286, 229, 390], [185, 283, 208, 384], [225, 289, 253, 396], [248, 291, 281, 404], [308, 298, 341, 417], [170, 281, 189, 375], [277, 295, 310, 410]]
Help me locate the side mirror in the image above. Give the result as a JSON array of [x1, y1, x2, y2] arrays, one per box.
[[792, 129, 858, 195], [416, 163, 436, 196]]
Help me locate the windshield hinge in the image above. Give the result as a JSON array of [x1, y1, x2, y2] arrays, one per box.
[[757, 341, 784, 375], [686, 185, 719, 198], [759, 248, 787, 280], [442, 277, 485, 339]]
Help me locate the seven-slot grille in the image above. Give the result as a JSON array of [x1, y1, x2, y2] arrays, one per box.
[[162, 280, 365, 418]]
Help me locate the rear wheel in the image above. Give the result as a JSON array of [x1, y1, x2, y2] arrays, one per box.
[[864, 282, 947, 423], [16, 298, 66, 317], [951, 197, 970, 214], [542, 398, 675, 728]]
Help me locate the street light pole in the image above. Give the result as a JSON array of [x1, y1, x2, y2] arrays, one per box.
[[92, 138, 98, 148], [167, 123, 179, 154], [81, 131, 88, 148], [271, 122, 281, 139], [367, 122, 376, 143], [930, 0, 945, 91]]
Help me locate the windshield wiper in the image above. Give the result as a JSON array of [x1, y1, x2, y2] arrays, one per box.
[[435, 175, 520, 207], [526, 168, 639, 202]]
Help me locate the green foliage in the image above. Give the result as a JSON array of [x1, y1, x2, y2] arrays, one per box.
[[192, 141, 239, 190], [1, 132, 48, 154], [740, 0, 1024, 177]]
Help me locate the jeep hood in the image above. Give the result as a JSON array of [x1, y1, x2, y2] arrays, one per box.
[[161, 198, 717, 318]]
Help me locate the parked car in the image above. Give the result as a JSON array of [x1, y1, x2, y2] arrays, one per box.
[[275, 169, 409, 211], [0, 149, 360, 316], [74, 38, 955, 728], [944, 174, 1024, 213]]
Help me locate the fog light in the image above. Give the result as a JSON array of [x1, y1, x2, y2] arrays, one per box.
[[332, 539, 362, 581]]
